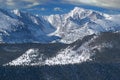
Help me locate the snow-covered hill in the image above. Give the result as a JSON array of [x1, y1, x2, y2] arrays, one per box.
[[4, 32, 120, 66]]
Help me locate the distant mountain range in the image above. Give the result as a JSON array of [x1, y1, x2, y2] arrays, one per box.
[[0, 7, 120, 44]]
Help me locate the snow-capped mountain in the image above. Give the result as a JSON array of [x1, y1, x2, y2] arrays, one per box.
[[0, 8, 58, 43], [0, 7, 119, 67], [45, 7, 120, 43], [0, 7, 120, 44]]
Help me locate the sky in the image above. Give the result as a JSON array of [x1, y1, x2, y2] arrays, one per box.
[[0, 0, 120, 15]]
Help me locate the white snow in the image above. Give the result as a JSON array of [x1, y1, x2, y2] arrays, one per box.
[[45, 46, 92, 66], [12, 9, 21, 17], [6, 49, 40, 66], [45, 7, 120, 44], [7, 47, 92, 66], [6, 38, 95, 66], [0, 7, 120, 43]]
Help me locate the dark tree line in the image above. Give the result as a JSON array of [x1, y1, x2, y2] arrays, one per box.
[[0, 63, 120, 80]]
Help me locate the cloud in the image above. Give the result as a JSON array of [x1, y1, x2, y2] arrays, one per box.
[[0, 0, 47, 9], [54, 7, 62, 11], [63, 0, 120, 9], [0, 0, 120, 9]]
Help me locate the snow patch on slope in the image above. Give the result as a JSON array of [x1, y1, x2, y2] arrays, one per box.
[[6, 38, 95, 66], [12, 9, 21, 17], [5, 34, 115, 66], [7, 49, 41, 66], [45, 46, 92, 66]]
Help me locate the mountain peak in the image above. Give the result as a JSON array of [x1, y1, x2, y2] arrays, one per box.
[[71, 7, 86, 14], [0, 7, 120, 44], [68, 7, 92, 19], [12, 9, 21, 17], [73, 7, 85, 11]]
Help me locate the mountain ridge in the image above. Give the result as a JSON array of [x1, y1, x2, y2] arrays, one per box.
[[0, 7, 120, 44], [45, 7, 120, 43]]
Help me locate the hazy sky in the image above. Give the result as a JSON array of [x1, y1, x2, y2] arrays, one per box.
[[63, 0, 120, 9], [0, 0, 120, 15], [0, 0, 120, 9]]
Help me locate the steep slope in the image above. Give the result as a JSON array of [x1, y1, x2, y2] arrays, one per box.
[[45, 7, 120, 43], [2, 32, 119, 66], [0, 7, 120, 44], [0, 9, 58, 43]]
